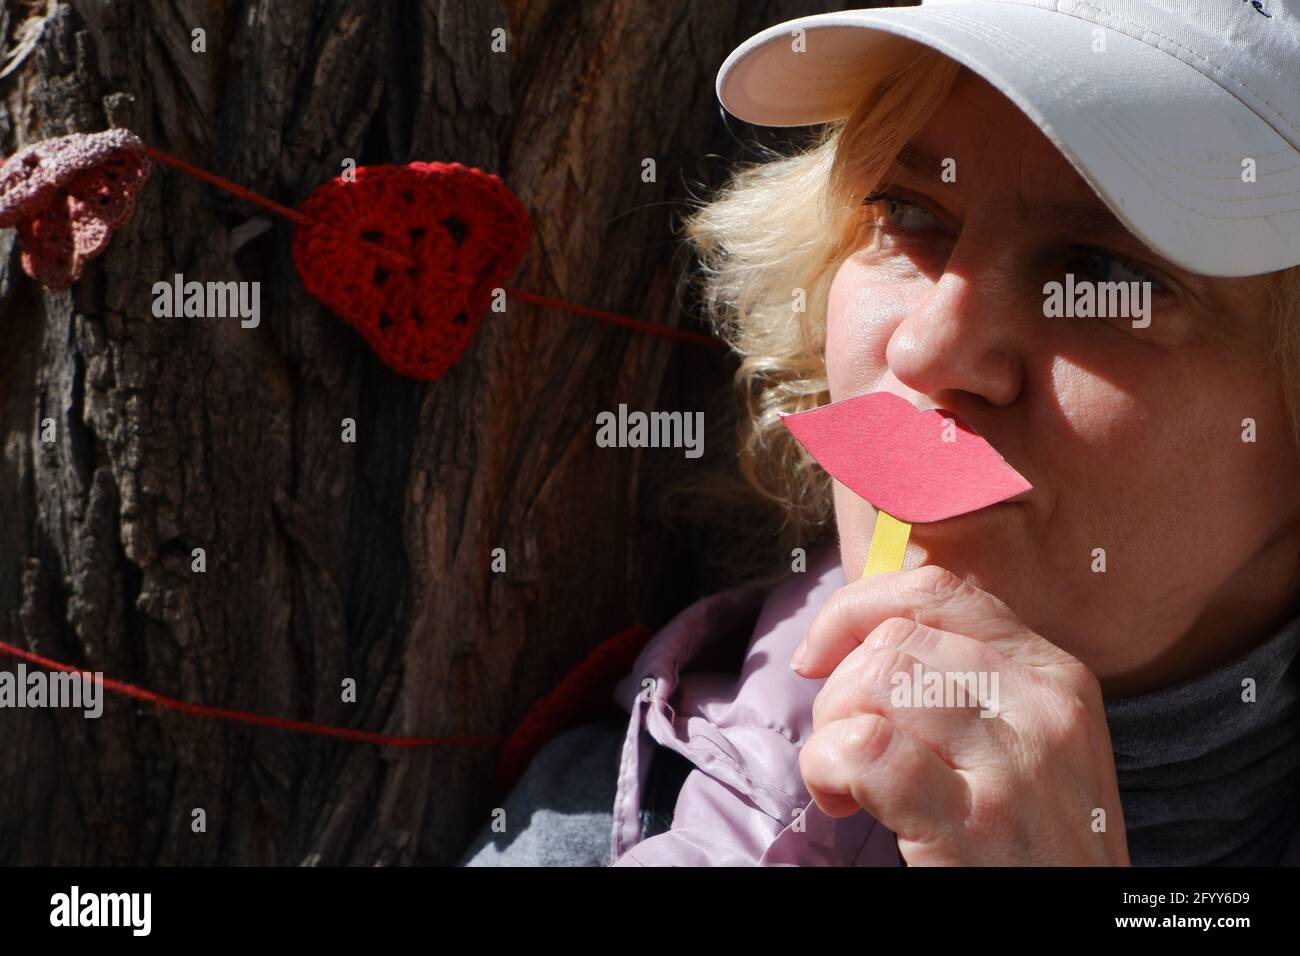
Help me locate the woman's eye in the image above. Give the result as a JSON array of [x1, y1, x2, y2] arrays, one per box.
[[862, 192, 943, 234], [1074, 247, 1167, 293]]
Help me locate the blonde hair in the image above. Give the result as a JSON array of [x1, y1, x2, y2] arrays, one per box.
[[681, 46, 1300, 567], [681, 45, 961, 557]]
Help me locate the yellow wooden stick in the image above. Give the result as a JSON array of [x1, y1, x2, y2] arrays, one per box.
[[863, 510, 912, 577]]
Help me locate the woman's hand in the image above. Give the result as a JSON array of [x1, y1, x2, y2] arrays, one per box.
[[792, 565, 1130, 866]]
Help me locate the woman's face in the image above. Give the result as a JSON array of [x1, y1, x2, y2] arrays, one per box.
[[825, 71, 1300, 695]]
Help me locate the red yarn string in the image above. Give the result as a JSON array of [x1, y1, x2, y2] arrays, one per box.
[[144, 145, 414, 271], [503, 286, 725, 348], [143, 145, 311, 227], [0, 640, 503, 748], [144, 144, 723, 348]]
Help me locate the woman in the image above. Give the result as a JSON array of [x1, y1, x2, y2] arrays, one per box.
[[463, 0, 1300, 866]]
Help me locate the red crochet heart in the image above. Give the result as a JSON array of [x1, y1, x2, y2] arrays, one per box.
[[292, 162, 530, 380]]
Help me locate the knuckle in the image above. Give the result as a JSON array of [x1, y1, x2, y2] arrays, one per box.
[[818, 585, 856, 623], [909, 564, 965, 598], [807, 587, 857, 644], [962, 778, 1013, 839], [866, 615, 920, 653], [839, 714, 893, 763], [1066, 668, 1105, 707], [1038, 691, 1094, 751], [859, 645, 911, 698]]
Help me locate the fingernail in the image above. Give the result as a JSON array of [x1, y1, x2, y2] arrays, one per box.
[[789, 639, 808, 671]]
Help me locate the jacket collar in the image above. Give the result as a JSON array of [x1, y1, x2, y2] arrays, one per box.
[[613, 546, 1300, 866]]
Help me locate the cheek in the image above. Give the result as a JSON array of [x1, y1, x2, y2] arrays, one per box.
[[1047, 352, 1288, 487], [825, 259, 916, 401], [1045, 358, 1208, 523], [1044, 354, 1299, 582]]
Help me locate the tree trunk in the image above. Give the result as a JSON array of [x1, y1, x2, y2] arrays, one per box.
[[0, 0, 850, 865]]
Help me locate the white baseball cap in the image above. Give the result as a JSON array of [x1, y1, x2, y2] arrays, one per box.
[[715, 0, 1300, 277]]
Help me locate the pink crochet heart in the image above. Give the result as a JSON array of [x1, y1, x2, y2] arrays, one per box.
[[0, 128, 150, 289]]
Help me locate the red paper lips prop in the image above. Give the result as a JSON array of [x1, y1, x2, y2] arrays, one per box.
[[781, 391, 1032, 523], [291, 162, 531, 380]]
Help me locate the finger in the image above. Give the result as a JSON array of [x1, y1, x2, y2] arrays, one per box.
[[813, 647, 982, 767], [812, 624, 1007, 756], [845, 613, 1005, 682], [795, 565, 1068, 677], [800, 714, 970, 842]]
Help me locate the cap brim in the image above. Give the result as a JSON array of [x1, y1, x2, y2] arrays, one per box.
[[717, 3, 1300, 277]]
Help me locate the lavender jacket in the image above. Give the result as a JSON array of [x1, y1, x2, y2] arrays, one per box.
[[608, 545, 1300, 866]]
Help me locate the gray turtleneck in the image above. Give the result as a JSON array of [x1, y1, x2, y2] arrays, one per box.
[[1104, 611, 1300, 866]]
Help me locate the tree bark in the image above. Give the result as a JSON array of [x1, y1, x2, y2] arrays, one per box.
[[0, 0, 854, 865]]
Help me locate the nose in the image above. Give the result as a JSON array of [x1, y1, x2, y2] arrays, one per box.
[[884, 268, 1025, 408]]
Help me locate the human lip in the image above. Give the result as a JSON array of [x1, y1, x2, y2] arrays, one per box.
[[780, 391, 1032, 523]]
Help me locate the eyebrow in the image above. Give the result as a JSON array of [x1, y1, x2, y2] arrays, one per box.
[[890, 144, 1139, 245], [1016, 196, 1133, 243], [892, 143, 948, 178]]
